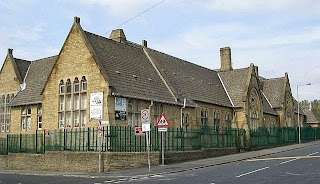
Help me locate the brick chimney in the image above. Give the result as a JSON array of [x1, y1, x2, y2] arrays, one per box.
[[109, 29, 126, 43], [220, 47, 232, 71]]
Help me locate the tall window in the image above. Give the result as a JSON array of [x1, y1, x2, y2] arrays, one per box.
[[201, 109, 208, 126], [185, 114, 189, 128], [153, 103, 165, 126], [21, 106, 31, 131], [0, 94, 12, 133], [37, 104, 42, 130], [225, 113, 231, 128], [58, 76, 87, 128], [127, 99, 142, 127], [214, 111, 220, 129], [249, 89, 260, 131]]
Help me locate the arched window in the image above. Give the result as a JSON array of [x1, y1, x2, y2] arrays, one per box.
[[214, 111, 220, 129], [66, 79, 71, 93], [200, 109, 208, 126], [81, 76, 87, 91], [249, 89, 260, 131], [59, 80, 64, 94], [74, 77, 79, 93]]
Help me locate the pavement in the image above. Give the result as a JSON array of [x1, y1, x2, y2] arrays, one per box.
[[1, 140, 320, 179]]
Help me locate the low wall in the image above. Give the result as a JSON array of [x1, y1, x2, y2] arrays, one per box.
[[0, 151, 160, 173], [165, 147, 238, 164], [0, 148, 238, 172]]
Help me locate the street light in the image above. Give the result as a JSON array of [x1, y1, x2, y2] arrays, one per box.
[[297, 83, 311, 144]]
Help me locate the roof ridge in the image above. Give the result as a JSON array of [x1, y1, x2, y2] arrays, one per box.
[[33, 55, 58, 62], [218, 67, 250, 72], [84, 30, 143, 51], [146, 47, 216, 73], [13, 58, 31, 62], [262, 76, 285, 81]]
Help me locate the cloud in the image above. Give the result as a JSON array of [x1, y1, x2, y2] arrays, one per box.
[[205, 0, 320, 15], [80, 0, 163, 17]]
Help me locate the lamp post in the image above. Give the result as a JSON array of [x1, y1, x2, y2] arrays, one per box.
[[297, 83, 311, 144]]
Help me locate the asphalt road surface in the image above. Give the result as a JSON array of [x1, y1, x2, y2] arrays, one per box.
[[1, 144, 320, 184]]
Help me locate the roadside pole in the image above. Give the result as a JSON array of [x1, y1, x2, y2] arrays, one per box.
[[162, 131, 165, 165], [141, 109, 151, 173], [156, 114, 170, 166], [98, 120, 102, 173], [146, 131, 151, 172]]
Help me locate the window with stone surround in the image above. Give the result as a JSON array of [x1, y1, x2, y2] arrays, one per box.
[[37, 104, 42, 130], [225, 112, 231, 128], [58, 76, 87, 129], [21, 106, 31, 131], [201, 109, 208, 126], [153, 102, 165, 126], [1, 94, 13, 133], [214, 110, 220, 129], [249, 88, 260, 131]]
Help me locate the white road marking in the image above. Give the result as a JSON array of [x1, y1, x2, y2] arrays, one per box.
[[104, 180, 115, 183], [279, 158, 299, 165], [308, 152, 319, 156], [236, 167, 269, 178]]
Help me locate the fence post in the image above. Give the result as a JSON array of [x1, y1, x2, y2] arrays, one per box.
[[36, 130, 38, 153], [6, 134, 9, 154], [43, 130, 46, 153], [19, 133, 22, 152]]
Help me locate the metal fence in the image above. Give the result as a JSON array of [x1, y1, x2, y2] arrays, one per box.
[[7, 131, 44, 154], [249, 127, 298, 149], [1, 126, 320, 155]]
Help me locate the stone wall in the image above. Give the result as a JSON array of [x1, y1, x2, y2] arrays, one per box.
[[165, 148, 238, 164], [0, 151, 160, 172]]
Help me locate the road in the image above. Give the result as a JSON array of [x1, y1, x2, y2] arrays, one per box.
[[1, 143, 320, 184]]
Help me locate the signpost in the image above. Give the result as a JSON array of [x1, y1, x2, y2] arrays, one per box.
[[156, 114, 170, 166], [141, 109, 151, 172]]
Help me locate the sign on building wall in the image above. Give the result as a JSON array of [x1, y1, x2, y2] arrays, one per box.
[[115, 97, 127, 120], [90, 92, 103, 119]]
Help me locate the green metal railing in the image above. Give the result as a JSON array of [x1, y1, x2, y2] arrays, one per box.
[[0, 138, 7, 155], [1, 126, 320, 155], [6, 131, 44, 154], [249, 127, 298, 149]]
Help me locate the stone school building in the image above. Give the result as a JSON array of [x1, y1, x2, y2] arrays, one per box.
[[0, 17, 305, 138]]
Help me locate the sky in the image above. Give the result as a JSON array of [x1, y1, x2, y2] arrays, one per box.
[[0, 0, 319, 101]]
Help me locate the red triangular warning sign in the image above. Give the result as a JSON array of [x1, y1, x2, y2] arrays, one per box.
[[156, 114, 170, 127]]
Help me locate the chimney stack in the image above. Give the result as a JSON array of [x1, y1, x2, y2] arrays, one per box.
[[74, 16, 80, 24], [220, 47, 232, 71], [8, 48, 13, 55], [142, 40, 147, 47], [109, 29, 127, 43]]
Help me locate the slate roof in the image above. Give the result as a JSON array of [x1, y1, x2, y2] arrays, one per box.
[[261, 92, 278, 115], [261, 77, 284, 108], [293, 99, 306, 115], [10, 56, 57, 106], [145, 48, 232, 107], [218, 68, 249, 107], [84, 31, 178, 105], [13, 58, 31, 81], [305, 110, 320, 123]]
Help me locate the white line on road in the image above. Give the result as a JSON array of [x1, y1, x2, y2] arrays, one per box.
[[308, 152, 319, 156], [236, 167, 269, 178], [279, 158, 298, 165]]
